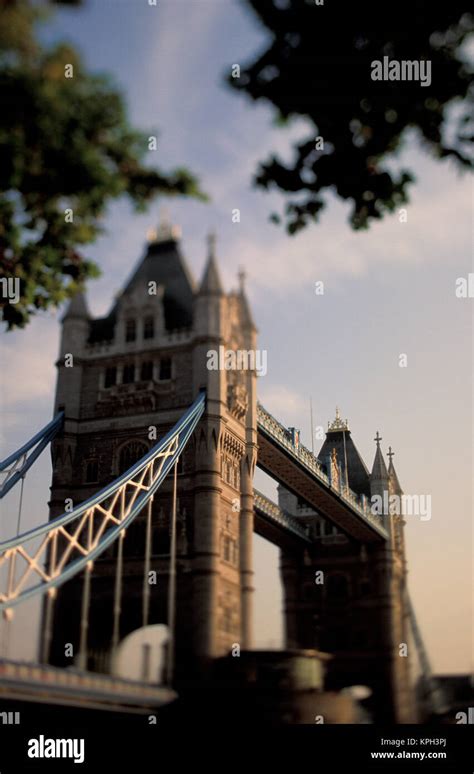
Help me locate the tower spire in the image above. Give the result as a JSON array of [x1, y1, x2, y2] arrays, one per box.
[[370, 431, 389, 481], [62, 289, 89, 321], [236, 265, 255, 330], [199, 232, 223, 295], [207, 231, 217, 259], [387, 446, 403, 494]]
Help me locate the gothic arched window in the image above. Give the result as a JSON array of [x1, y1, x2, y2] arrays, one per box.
[[143, 316, 154, 340], [104, 366, 117, 388], [122, 363, 135, 384], [140, 361, 153, 381], [85, 460, 99, 483], [159, 357, 172, 381], [125, 319, 136, 343], [326, 573, 350, 603], [119, 441, 148, 475]]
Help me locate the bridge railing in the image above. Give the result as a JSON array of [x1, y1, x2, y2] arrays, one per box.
[[253, 489, 311, 543], [257, 403, 387, 537], [0, 658, 177, 708]]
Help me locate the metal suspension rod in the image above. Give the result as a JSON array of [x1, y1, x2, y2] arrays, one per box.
[[41, 530, 58, 663], [1, 609, 13, 658], [16, 476, 25, 536], [0, 393, 206, 614], [165, 461, 178, 686], [142, 493, 154, 628], [78, 563, 92, 670], [41, 589, 56, 664], [111, 530, 125, 657]]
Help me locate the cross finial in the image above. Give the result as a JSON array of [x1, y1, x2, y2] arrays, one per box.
[[387, 446, 394, 463], [207, 231, 216, 258], [238, 266, 246, 292], [374, 431, 382, 447]]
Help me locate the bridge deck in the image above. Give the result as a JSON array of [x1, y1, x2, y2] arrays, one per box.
[[257, 404, 388, 543], [0, 660, 176, 713]]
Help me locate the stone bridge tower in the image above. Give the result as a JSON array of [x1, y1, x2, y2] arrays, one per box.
[[47, 221, 257, 679], [278, 417, 416, 722]]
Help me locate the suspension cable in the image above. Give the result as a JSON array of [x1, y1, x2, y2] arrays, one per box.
[[142, 491, 153, 628], [1, 608, 13, 658], [16, 475, 25, 536], [41, 589, 57, 664], [165, 460, 178, 686], [111, 530, 125, 658], [78, 562, 92, 670]]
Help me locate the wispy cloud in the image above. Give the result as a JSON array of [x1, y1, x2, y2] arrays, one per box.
[[0, 319, 57, 412], [213, 152, 472, 300]]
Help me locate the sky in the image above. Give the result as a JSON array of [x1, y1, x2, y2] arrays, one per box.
[[0, 0, 472, 675]]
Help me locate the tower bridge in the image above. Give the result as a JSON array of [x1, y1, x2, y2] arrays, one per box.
[[0, 221, 438, 724]]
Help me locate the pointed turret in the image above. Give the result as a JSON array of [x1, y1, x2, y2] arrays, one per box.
[[199, 232, 223, 296], [57, 290, 90, 418], [59, 289, 90, 358], [387, 446, 403, 495], [62, 290, 89, 321], [370, 431, 390, 522], [237, 267, 256, 330], [371, 432, 389, 483]]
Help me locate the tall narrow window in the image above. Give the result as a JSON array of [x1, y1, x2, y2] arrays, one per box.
[[143, 316, 154, 340], [119, 441, 148, 475], [125, 319, 136, 343], [85, 460, 99, 483], [159, 357, 171, 381], [122, 363, 135, 383], [104, 366, 117, 388], [140, 361, 153, 381], [327, 573, 349, 602]]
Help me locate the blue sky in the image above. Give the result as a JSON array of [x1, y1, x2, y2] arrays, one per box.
[[1, 0, 472, 673]]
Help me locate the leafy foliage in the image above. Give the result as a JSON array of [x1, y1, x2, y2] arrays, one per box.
[[0, 1, 206, 328], [229, 0, 473, 234]]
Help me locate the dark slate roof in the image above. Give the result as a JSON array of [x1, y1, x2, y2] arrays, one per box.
[[87, 237, 195, 343], [317, 430, 371, 498], [122, 238, 195, 329]]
